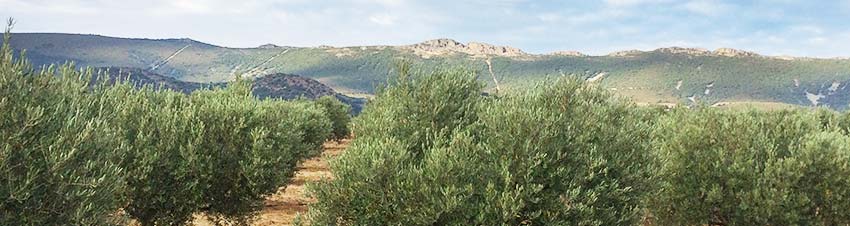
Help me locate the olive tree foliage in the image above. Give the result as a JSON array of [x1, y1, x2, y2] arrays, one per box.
[[650, 108, 850, 225], [315, 95, 352, 141], [307, 65, 655, 225], [0, 22, 334, 225], [110, 79, 331, 226], [107, 86, 207, 226], [191, 82, 331, 225], [306, 66, 486, 225], [0, 24, 127, 225], [472, 78, 655, 225]]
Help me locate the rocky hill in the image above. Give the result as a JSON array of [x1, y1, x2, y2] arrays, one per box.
[[403, 38, 526, 58], [96, 67, 366, 113], [10, 33, 850, 110]]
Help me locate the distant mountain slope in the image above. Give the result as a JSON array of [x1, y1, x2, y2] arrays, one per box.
[[97, 67, 366, 113], [10, 33, 850, 109]]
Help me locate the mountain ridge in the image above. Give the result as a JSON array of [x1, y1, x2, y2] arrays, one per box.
[[9, 32, 850, 110], [13, 33, 846, 59]]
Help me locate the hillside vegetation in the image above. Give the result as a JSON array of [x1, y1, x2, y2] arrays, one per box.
[[10, 33, 850, 109]]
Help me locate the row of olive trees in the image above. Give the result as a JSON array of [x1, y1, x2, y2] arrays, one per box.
[[307, 66, 655, 225], [0, 28, 351, 225], [650, 108, 850, 225], [306, 63, 850, 225]]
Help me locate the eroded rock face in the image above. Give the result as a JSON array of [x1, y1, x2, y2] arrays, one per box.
[[467, 42, 525, 56], [549, 50, 587, 57], [404, 38, 526, 57], [713, 48, 760, 57], [607, 50, 644, 57], [414, 39, 465, 51], [656, 47, 711, 55]]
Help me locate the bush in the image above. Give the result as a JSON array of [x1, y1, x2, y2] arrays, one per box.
[[349, 66, 483, 154], [315, 96, 352, 141], [108, 86, 206, 226], [1, 26, 334, 225], [776, 131, 850, 224], [649, 108, 850, 225], [471, 77, 655, 225], [0, 30, 127, 225], [307, 66, 485, 225], [191, 80, 331, 225], [290, 99, 335, 154], [307, 70, 654, 225]]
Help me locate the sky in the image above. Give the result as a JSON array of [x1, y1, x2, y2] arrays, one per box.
[[2, 0, 850, 57]]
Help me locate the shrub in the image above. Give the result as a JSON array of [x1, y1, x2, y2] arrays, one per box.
[[470, 77, 655, 225], [107, 86, 206, 226], [111, 79, 331, 226], [349, 66, 483, 154], [290, 99, 335, 155], [1, 25, 334, 225], [649, 108, 850, 225], [838, 111, 850, 134], [307, 66, 485, 225], [315, 95, 352, 141], [307, 71, 655, 225], [773, 131, 850, 225], [191, 80, 331, 224], [0, 30, 127, 225]]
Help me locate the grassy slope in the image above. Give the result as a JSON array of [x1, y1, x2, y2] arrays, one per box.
[[10, 33, 850, 109]]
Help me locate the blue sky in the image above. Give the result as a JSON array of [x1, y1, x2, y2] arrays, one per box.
[[2, 0, 850, 57]]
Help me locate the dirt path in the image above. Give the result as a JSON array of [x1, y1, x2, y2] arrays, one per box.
[[193, 139, 348, 226]]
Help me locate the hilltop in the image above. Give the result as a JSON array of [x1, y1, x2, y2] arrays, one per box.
[[96, 67, 366, 113], [9, 33, 850, 109]]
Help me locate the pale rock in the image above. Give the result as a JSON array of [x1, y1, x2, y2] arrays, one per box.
[[607, 50, 643, 57], [656, 47, 711, 55], [713, 48, 760, 57], [549, 51, 587, 57], [404, 38, 526, 57]]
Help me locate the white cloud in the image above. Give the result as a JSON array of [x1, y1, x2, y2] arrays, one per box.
[[366, 0, 406, 6], [766, 35, 786, 44], [0, 0, 100, 15], [791, 25, 824, 35], [604, 0, 671, 7], [807, 37, 828, 44], [681, 0, 733, 16], [564, 8, 630, 24], [369, 14, 398, 25], [169, 0, 213, 14], [537, 13, 561, 22]]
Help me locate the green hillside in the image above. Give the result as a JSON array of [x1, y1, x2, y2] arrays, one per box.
[[10, 33, 850, 109]]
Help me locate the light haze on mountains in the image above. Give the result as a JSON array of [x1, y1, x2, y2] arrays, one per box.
[[1, 0, 850, 57]]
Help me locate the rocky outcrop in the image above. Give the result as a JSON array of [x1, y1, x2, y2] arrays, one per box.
[[607, 50, 644, 57], [466, 42, 525, 56], [656, 47, 711, 55], [549, 50, 587, 57], [603, 47, 764, 58], [404, 38, 526, 57], [713, 48, 760, 57]]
